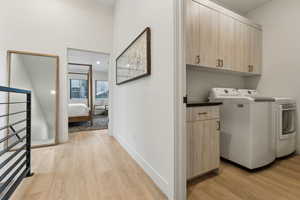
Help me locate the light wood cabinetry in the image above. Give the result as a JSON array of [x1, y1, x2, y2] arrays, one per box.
[[186, 0, 218, 67], [186, 0, 263, 75], [248, 26, 262, 73], [218, 13, 235, 70], [186, 0, 200, 66], [187, 106, 220, 180], [234, 20, 249, 72]]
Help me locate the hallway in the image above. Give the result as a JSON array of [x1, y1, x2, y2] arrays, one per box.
[[12, 130, 166, 200]]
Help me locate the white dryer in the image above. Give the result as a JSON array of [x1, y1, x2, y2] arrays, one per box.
[[272, 98, 297, 158], [238, 90, 297, 158], [209, 88, 276, 169]]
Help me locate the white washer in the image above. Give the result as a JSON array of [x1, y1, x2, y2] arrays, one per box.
[[272, 98, 297, 158], [210, 88, 276, 169]]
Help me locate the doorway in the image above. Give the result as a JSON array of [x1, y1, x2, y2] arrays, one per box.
[[67, 48, 110, 133]]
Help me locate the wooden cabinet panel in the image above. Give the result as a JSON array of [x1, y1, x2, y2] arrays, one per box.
[[234, 21, 249, 72], [218, 14, 235, 70], [187, 106, 220, 180], [245, 25, 262, 73], [187, 106, 219, 122], [199, 4, 219, 68], [186, 0, 263, 75], [186, 1, 218, 67], [187, 119, 220, 179], [209, 119, 220, 170], [186, 0, 200, 65], [187, 122, 193, 179], [252, 27, 262, 74]]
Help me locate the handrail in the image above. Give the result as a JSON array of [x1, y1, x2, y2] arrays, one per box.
[[0, 86, 33, 200], [0, 86, 31, 94]]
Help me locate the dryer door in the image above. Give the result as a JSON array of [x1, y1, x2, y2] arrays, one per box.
[[280, 104, 296, 139]]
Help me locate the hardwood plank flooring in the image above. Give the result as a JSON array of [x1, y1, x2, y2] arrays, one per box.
[[11, 130, 166, 200], [188, 156, 300, 200]]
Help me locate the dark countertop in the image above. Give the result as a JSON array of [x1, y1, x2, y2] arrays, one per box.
[[186, 102, 223, 107]]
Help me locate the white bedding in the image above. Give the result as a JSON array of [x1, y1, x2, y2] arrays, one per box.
[[68, 103, 90, 117]]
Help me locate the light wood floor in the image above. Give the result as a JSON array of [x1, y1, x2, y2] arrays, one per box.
[[188, 155, 300, 200], [12, 130, 166, 200], [11, 130, 300, 200]]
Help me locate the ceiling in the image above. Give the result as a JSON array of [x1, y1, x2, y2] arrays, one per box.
[[68, 49, 110, 72], [211, 0, 272, 15]]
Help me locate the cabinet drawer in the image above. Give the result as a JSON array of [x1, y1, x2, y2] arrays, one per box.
[[187, 106, 219, 121]]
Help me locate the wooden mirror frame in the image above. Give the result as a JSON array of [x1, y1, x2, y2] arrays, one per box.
[[7, 50, 59, 148]]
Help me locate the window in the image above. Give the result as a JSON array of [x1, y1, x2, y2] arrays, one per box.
[[95, 80, 109, 99], [70, 79, 88, 99]]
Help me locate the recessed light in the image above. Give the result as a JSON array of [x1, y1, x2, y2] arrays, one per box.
[[96, 61, 101, 65]]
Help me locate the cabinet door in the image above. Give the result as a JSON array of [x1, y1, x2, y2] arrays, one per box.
[[234, 21, 250, 72], [218, 13, 235, 70], [186, 0, 200, 65], [186, 1, 218, 67], [248, 26, 262, 73], [189, 119, 220, 178], [253, 27, 262, 74], [187, 122, 193, 180], [198, 4, 219, 68], [209, 119, 220, 170]]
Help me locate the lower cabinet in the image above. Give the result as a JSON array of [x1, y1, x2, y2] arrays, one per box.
[[187, 106, 220, 180]]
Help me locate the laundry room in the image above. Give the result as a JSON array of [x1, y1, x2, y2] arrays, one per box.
[[185, 0, 300, 199]]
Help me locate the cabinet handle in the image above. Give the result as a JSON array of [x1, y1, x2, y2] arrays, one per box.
[[248, 65, 254, 72], [216, 59, 220, 67], [198, 112, 207, 115], [196, 55, 200, 64], [220, 59, 224, 68], [216, 120, 221, 131]]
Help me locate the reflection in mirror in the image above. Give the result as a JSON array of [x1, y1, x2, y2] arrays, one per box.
[[8, 52, 58, 147]]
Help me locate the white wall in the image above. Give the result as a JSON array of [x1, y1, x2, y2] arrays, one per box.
[[246, 0, 300, 152], [0, 0, 114, 142], [187, 68, 246, 102], [111, 0, 175, 198]]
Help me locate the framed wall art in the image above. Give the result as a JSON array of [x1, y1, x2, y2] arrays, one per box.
[[116, 27, 151, 85]]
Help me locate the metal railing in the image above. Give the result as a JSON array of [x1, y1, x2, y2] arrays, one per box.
[[0, 86, 33, 200]]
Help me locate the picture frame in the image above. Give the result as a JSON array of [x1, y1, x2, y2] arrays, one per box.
[[116, 27, 151, 85]]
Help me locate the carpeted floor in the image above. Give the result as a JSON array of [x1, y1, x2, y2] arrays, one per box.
[[68, 115, 108, 133]]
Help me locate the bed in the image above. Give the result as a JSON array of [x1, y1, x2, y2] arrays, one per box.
[[68, 103, 92, 123]]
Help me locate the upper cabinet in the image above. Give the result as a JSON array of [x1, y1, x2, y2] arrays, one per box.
[[186, 0, 263, 75], [248, 26, 262, 74], [218, 13, 235, 70], [186, 0, 219, 67]]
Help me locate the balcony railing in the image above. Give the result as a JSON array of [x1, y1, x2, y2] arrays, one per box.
[[0, 86, 33, 200]]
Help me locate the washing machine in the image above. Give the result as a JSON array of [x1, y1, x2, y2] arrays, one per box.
[[273, 98, 297, 158], [209, 88, 276, 169]]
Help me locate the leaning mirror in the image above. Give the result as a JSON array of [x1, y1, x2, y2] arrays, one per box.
[[8, 51, 58, 147]]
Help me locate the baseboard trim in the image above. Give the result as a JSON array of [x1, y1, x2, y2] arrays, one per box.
[[114, 134, 172, 199]]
